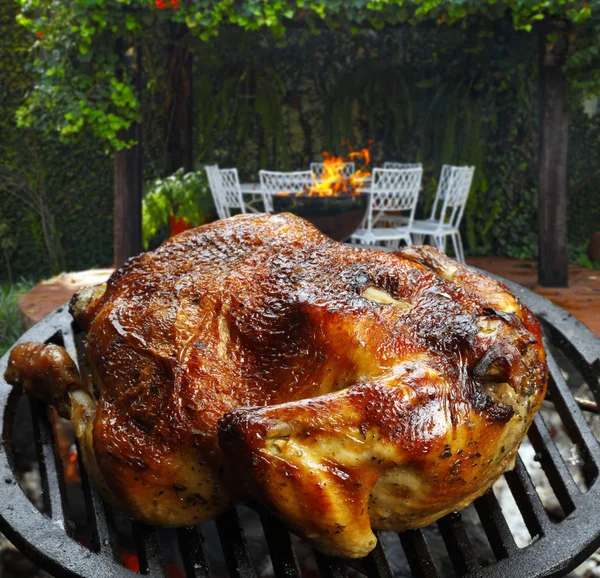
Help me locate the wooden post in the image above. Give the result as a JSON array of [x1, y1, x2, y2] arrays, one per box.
[[538, 22, 569, 288], [166, 23, 193, 174], [114, 46, 143, 268]]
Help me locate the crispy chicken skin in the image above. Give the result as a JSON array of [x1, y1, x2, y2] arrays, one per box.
[[4, 213, 547, 558]]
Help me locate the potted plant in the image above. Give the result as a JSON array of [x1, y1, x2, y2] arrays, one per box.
[[142, 168, 216, 248]]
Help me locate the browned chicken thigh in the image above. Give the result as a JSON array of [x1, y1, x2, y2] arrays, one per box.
[[4, 213, 547, 558]]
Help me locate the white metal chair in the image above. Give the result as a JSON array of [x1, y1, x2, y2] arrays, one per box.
[[205, 165, 225, 219], [310, 162, 355, 180], [350, 167, 422, 248], [205, 166, 246, 219], [373, 163, 423, 224], [383, 162, 422, 170], [259, 170, 313, 213], [409, 164, 475, 263]]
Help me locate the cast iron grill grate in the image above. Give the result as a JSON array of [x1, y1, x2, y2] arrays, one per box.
[[1, 278, 599, 578]]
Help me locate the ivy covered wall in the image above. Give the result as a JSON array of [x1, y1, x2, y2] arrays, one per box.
[[1, 3, 598, 282], [0, 2, 114, 282], [192, 22, 546, 258]]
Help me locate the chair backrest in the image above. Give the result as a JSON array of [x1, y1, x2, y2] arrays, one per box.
[[366, 167, 422, 231], [259, 170, 313, 213], [217, 168, 246, 218], [205, 165, 226, 220], [429, 165, 475, 229], [383, 162, 422, 170], [205, 166, 245, 219], [310, 162, 355, 180]]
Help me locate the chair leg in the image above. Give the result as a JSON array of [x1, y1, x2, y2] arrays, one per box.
[[411, 233, 425, 246], [454, 232, 465, 263], [434, 235, 447, 254], [450, 233, 461, 263]]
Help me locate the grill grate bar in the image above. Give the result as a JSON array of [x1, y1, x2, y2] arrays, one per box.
[[313, 552, 348, 578], [528, 413, 579, 514], [257, 507, 301, 577], [398, 529, 440, 578], [362, 534, 394, 578], [76, 445, 112, 553], [541, 321, 600, 407], [177, 526, 211, 578], [28, 398, 66, 524], [99, 502, 132, 573], [133, 522, 164, 576], [437, 512, 480, 575], [504, 455, 549, 539], [2, 277, 600, 578], [215, 508, 257, 578], [545, 346, 600, 473], [473, 490, 518, 560], [67, 320, 117, 560], [61, 323, 80, 371]]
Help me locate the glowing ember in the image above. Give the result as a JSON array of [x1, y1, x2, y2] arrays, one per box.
[[66, 445, 81, 484], [121, 552, 140, 572], [51, 412, 82, 484], [305, 144, 371, 197]]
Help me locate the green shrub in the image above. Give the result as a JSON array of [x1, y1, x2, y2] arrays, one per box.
[[142, 168, 216, 248], [0, 281, 34, 357], [568, 242, 600, 270], [0, 1, 114, 282]]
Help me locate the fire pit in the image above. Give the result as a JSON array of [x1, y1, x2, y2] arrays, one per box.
[[272, 192, 369, 241], [273, 146, 371, 241], [1, 276, 600, 577]]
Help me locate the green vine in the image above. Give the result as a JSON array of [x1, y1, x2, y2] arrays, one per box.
[[194, 34, 289, 170], [14, 1, 600, 150]]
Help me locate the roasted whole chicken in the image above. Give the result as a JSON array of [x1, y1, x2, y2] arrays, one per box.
[[5, 213, 547, 558]]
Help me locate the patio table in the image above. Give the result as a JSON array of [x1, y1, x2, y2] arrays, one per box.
[[240, 182, 263, 213], [240, 182, 260, 194]]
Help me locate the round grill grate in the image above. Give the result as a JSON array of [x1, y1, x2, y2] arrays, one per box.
[[0, 278, 599, 578]]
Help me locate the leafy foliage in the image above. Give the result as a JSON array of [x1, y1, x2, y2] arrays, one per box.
[[0, 160, 65, 275], [568, 107, 600, 248], [0, 280, 34, 356], [0, 222, 17, 283], [194, 34, 289, 170], [14, 0, 600, 150], [324, 60, 413, 153], [142, 168, 215, 248], [568, 241, 600, 269], [0, 1, 114, 282]]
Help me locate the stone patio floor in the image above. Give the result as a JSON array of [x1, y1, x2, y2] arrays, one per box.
[[18, 258, 600, 337]]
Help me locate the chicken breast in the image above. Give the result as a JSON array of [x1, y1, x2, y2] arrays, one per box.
[[4, 213, 547, 558]]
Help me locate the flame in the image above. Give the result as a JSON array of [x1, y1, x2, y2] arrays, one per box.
[[305, 143, 371, 197]]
